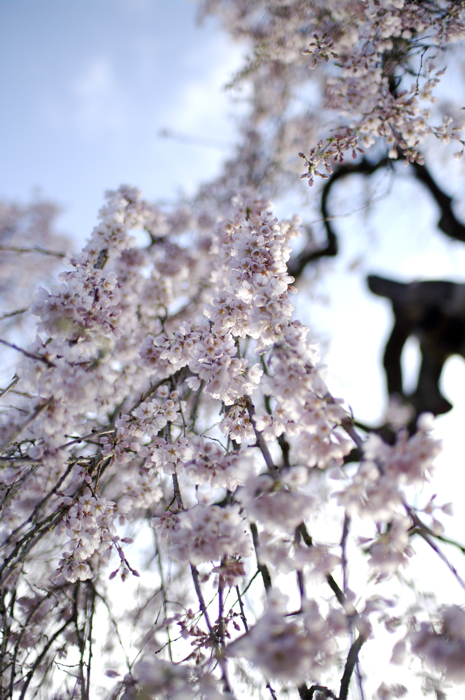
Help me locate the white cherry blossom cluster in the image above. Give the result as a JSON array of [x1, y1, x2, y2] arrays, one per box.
[[101, 388, 185, 465], [0, 198, 70, 325], [120, 657, 225, 700], [154, 503, 253, 571], [54, 490, 118, 583], [256, 322, 352, 469], [336, 414, 441, 523], [228, 592, 346, 684], [206, 195, 300, 353], [410, 605, 465, 682], [239, 472, 317, 533], [219, 401, 255, 444], [257, 531, 341, 578], [152, 324, 263, 405], [198, 0, 465, 194], [0, 180, 452, 699]]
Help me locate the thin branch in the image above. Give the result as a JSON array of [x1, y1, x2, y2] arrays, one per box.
[[127, 377, 171, 416], [19, 619, 71, 700], [433, 533, 465, 555], [172, 472, 184, 510], [0, 338, 56, 367], [1, 460, 75, 546], [245, 397, 278, 475], [85, 584, 96, 700], [407, 507, 465, 593], [0, 504, 68, 588], [91, 584, 131, 672], [9, 589, 60, 697], [410, 159, 465, 243], [298, 523, 350, 611], [0, 376, 19, 401], [153, 530, 174, 662], [0, 397, 53, 452], [190, 564, 215, 638], [59, 429, 115, 450], [340, 415, 365, 450], [0, 308, 29, 323], [265, 681, 279, 700], [0, 244, 66, 258], [339, 633, 367, 700], [235, 585, 249, 632], [250, 522, 272, 592], [289, 153, 465, 280], [340, 513, 351, 595], [289, 157, 392, 277], [158, 127, 230, 151], [0, 454, 105, 588]]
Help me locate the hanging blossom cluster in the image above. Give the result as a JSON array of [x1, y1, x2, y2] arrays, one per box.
[[0, 185, 455, 700], [228, 591, 347, 684], [337, 414, 441, 522], [54, 489, 120, 584], [197, 0, 465, 197]]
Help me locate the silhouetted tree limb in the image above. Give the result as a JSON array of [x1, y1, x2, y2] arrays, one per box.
[[296, 633, 366, 700], [339, 634, 366, 700], [289, 157, 390, 279], [368, 274, 465, 416], [289, 154, 465, 280], [298, 684, 337, 699], [411, 159, 465, 242]]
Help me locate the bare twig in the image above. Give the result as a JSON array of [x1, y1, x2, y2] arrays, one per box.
[[0, 308, 29, 323], [407, 506, 465, 593], [245, 397, 278, 475], [190, 564, 215, 638], [18, 619, 71, 699], [0, 376, 19, 401], [0, 245, 66, 258], [0, 338, 55, 368], [250, 522, 272, 592], [340, 513, 351, 594], [0, 397, 53, 452], [339, 633, 367, 700]]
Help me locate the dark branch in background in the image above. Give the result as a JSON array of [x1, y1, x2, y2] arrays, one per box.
[[410, 159, 465, 243], [289, 157, 390, 279], [367, 274, 465, 417], [338, 634, 367, 700], [289, 154, 465, 281], [298, 684, 337, 699], [289, 152, 465, 420]]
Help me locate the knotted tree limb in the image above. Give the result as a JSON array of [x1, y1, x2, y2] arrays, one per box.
[[289, 157, 390, 279], [289, 154, 465, 280]]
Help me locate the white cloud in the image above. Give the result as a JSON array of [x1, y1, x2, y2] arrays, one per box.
[[38, 55, 128, 140], [164, 34, 247, 138], [71, 56, 128, 138]]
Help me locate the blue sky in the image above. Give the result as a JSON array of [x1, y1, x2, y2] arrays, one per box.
[[0, 0, 243, 241]]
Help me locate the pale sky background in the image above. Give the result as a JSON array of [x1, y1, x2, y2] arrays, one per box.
[[0, 0, 242, 236], [2, 1, 465, 687]]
